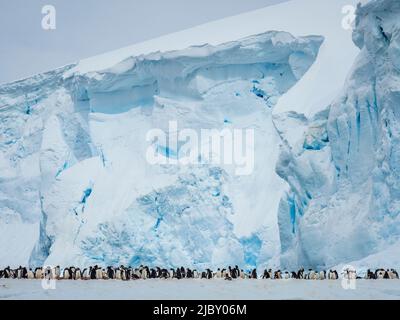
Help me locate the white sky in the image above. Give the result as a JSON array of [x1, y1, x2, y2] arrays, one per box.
[[0, 0, 288, 84]]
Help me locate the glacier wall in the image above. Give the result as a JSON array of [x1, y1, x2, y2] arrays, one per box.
[[277, 0, 400, 269], [0, 31, 323, 268]]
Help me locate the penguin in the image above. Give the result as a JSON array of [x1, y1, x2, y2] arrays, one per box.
[[69, 267, 76, 279], [176, 268, 182, 280], [297, 268, 304, 280], [17, 266, 23, 279], [193, 269, 199, 279], [319, 270, 326, 280], [234, 266, 240, 279], [27, 268, 35, 279], [291, 271, 298, 279], [221, 269, 227, 278], [274, 270, 282, 280], [90, 266, 97, 280], [376, 269, 385, 280], [95, 267, 102, 280], [262, 269, 270, 279], [240, 270, 246, 279], [35, 267, 43, 279], [215, 268, 222, 279], [384, 270, 390, 279], [180, 267, 186, 279], [63, 268, 70, 280], [284, 271, 290, 280], [44, 266, 52, 280], [75, 268, 82, 280], [251, 269, 258, 279], [207, 269, 213, 279]]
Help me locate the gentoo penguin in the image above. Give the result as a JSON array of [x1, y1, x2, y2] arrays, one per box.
[[251, 269, 257, 279], [284, 272, 290, 280], [215, 268, 222, 279], [291, 272, 298, 279], [319, 271, 326, 280], [240, 270, 246, 279], [193, 269, 199, 279]]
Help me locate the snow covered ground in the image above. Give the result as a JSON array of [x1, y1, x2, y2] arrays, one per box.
[[0, 279, 399, 300]]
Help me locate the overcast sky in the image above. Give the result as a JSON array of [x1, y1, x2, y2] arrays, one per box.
[[0, 0, 289, 84]]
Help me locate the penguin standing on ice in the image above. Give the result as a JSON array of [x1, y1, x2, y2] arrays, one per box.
[[63, 268, 71, 280], [107, 267, 114, 280], [17, 266, 23, 279], [251, 269, 258, 279], [262, 269, 270, 279], [27, 268, 35, 279], [35, 267, 43, 279], [95, 266, 103, 280], [75, 268, 82, 280], [297, 268, 304, 279]]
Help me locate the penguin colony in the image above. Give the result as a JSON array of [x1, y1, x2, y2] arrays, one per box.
[[0, 266, 398, 281]]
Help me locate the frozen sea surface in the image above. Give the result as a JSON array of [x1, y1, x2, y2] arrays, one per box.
[[0, 279, 399, 300]]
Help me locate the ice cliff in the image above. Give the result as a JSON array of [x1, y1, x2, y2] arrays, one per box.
[[276, 0, 400, 269], [1, 0, 398, 271]]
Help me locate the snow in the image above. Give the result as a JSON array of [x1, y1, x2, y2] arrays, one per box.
[[276, 0, 400, 270], [1, 0, 399, 273], [1, 279, 400, 300]]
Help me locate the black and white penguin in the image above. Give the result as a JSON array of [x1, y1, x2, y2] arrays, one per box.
[[27, 268, 35, 279], [35, 267, 43, 279], [262, 269, 271, 279], [297, 268, 304, 279], [251, 269, 257, 279], [75, 268, 82, 280], [63, 268, 71, 280]]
